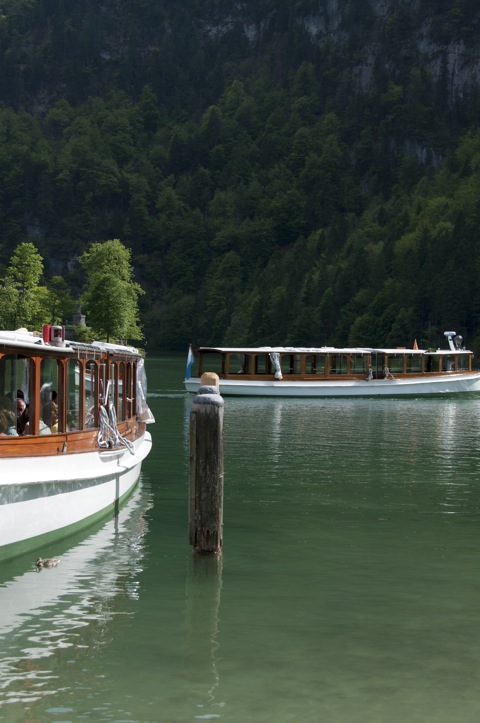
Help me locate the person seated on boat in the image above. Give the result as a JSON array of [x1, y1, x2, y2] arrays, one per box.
[[4, 409, 18, 435], [0, 394, 15, 412], [39, 401, 58, 434], [17, 399, 29, 435], [49, 401, 59, 433], [366, 366, 373, 381], [0, 396, 18, 434], [0, 409, 18, 436], [0, 409, 8, 437]]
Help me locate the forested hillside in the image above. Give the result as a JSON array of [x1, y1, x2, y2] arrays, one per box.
[[2, 0, 480, 352]]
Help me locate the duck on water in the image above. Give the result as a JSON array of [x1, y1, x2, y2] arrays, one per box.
[[35, 557, 60, 569]]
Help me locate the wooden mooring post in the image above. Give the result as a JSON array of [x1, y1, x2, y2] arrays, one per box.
[[189, 372, 224, 554]]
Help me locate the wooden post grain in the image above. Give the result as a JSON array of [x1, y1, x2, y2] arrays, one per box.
[[189, 373, 224, 554]]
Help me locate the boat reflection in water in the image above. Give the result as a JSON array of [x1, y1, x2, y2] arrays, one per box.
[[0, 482, 151, 708]]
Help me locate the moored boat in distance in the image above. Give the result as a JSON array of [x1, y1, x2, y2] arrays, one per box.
[[184, 332, 480, 397], [0, 325, 154, 562]]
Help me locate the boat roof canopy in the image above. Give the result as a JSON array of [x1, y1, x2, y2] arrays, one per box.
[[196, 346, 472, 356], [0, 329, 141, 357]]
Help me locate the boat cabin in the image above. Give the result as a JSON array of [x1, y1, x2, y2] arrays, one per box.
[[0, 327, 150, 447], [192, 345, 473, 382]]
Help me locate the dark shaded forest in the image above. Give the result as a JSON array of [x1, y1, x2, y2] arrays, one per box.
[[2, 0, 480, 352]]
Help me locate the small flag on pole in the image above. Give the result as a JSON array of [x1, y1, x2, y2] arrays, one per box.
[[413, 339, 418, 350], [185, 345, 195, 380]]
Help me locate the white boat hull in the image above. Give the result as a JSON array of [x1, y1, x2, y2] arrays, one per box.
[[0, 431, 152, 559], [185, 373, 480, 397]]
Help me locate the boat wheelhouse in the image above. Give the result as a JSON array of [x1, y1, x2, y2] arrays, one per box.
[[0, 326, 154, 561], [184, 332, 480, 397]]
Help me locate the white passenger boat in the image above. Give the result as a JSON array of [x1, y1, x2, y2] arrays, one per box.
[[0, 326, 154, 561], [184, 332, 480, 397]]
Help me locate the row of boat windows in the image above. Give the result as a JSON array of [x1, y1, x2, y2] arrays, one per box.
[[198, 352, 471, 376], [0, 354, 136, 435]]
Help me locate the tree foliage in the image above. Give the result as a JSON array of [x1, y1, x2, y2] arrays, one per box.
[[79, 239, 144, 342], [1, 3, 480, 352], [0, 242, 45, 329]]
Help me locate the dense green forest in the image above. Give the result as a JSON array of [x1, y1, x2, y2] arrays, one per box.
[[1, 0, 480, 353]]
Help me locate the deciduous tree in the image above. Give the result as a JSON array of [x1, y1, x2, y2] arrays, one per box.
[[1, 242, 45, 329], [79, 239, 144, 342]]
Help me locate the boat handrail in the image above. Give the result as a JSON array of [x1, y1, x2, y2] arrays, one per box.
[[97, 403, 135, 455]]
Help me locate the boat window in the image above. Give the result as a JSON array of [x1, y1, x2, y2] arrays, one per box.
[[305, 355, 315, 374], [231, 353, 247, 374], [425, 354, 439, 372], [0, 354, 29, 401], [109, 362, 116, 410], [100, 362, 108, 404], [111, 361, 126, 418], [280, 355, 291, 374], [200, 351, 225, 376], [40, 357, 59, 433], [350, 354, 367, 374], [280, 354, 301, 374], [388, 355, 405, 374], [306, 354, 325, 374], [329, 354, 348, 374], [0, 354, 29, 434], [118, 362, 125, 420], [442, 355, 455, 372], [67, 359, 81, 431], [457, 354, 469, 371], [126, 361, 134, 418], [254, 354, 269, 374], [406, 354, 422, 373], [85, 361, 97, 428]]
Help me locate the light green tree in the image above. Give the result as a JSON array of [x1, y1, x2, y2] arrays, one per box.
[[79, 239, 144, 342], [0, 278, 21, 329], [0, 242, 45, 329]]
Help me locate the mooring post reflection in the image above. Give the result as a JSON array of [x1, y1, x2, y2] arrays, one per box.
[[184, 553, 224, 714]]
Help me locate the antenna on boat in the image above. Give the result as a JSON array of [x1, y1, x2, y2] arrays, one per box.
[[444, 331, 457, 351]]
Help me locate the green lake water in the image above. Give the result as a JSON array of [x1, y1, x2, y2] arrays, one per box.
[[2, 353, 480, 721]]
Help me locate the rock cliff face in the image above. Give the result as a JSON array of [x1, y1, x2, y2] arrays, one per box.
[[295, 0, 480, 102], [328, 1, 478, 102], [2, 0, 480, 114], [194, 0, 480, 104]]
